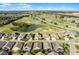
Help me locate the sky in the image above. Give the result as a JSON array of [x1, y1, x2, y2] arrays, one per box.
[[0, 3, 79, 11]]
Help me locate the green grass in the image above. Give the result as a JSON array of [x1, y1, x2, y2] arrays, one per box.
[[42, 49, 49, 55], [56, 37, 65, 40], [75, 44, 79, 50], [4, 37, 12, 41], [52, 18, 76, 28], [63, 43, 70, 55], [21, 38, 29, 41], [0, 15, 68, 34], [18, 50, 26, 55], [30, 49, 40, 55]]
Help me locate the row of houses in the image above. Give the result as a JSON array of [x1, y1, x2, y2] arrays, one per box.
[[0, 32, 70, 41], [0, 40, 64, 55], [51, 14, 79, 23], [63, 17, 79, 23]]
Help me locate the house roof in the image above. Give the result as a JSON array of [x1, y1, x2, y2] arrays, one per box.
[[57, 32, 65, 37], [16, 42, 24, 49], [52, 42, 63, 51], [50, 34, 57, 38], [26, 34, 32, 39], [34, 33, 42, 38], [32, 41, 42, 50], [42, 34, 50, 38], [5, 41, 16, 49], [43, 41, 52, 50], [11, 33, 20, 38], [24, 41, 33, 49], [18, 33, 26, 38], [0, 41, 7, 48]]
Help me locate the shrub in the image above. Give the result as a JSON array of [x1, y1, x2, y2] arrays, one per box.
[[8, 50, 13, 55], [63, 43, 70, 55], [10, 26, 19, 31], [30, 49, 40, 55], [42, 49, 49, 55], [18, 50, 26, 55], [75, 44, 79, 50], [66, 25, 69, 27], [58, 37, 64, 40], [21, 38, 29, 41], [54, 22, 58, 25]]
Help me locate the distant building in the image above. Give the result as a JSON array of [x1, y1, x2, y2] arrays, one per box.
[[64, 17, 79, 23]]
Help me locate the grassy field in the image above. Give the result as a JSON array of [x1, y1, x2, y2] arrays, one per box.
[[14, 16, 65, 34], [0, 13, 76, 34]]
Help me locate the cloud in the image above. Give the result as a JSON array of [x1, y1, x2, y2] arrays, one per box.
[[34, 7, 53, 10], [32, 6, 79, 11], [54, 6, 78, 11], [0, 3, 32, 10], [0, 3, 11, 7], [2, 3, 11, 6], [16, 3, 32, 9]]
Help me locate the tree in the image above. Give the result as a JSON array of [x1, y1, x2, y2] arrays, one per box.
[[42, 18, 45, 20], [54, 22, 58, 25], [66, 25, 69, 28]]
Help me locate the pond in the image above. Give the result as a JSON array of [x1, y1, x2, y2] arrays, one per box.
[[18, 25, 42, 32]]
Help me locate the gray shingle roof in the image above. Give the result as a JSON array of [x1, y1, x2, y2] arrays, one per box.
[[43, 41, 52, 50], [18, 33, 26, 38], [16, 42, 24, 49], [0, 41, 7, 48], [42, 34, 50, 38], [24, 41, 33, 50], [11, 33, 20, 38], [5, 41, 16, 49], [26, 34, 32, 39], [34, 33, 42, 39], [52, 42, 63, 52], [32, 41, 42, 50]]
